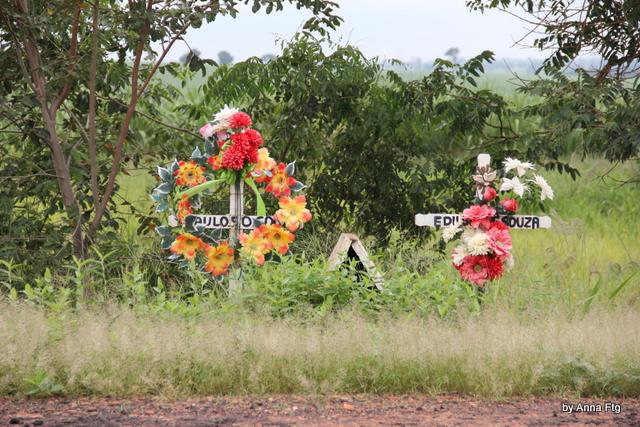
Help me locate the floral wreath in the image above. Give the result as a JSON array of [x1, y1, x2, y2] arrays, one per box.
[[150, 106, 312, 279], [442, 155, 554, 287]]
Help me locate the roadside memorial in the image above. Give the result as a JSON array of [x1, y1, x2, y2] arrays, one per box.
[[150, 106, 312, 289], [415, 153, 555, 287], [328, 233, 384, 290]]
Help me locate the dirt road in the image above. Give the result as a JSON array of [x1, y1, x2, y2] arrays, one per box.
[[1, 395, 638, 426]]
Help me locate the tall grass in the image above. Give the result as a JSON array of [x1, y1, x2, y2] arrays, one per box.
[[1, 305, 638, 397]]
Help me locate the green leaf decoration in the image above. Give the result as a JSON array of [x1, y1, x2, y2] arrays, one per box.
[[161, 236, 175, 250], [155, 182, 173, 194], [191, 146, 202, 159], [155, 201, 169, 213], [244, 177, 266, 216], [177, 178, 225, 199], [291, 180, 305, 192], [170, 160, 179, 173], [155, 226, 172, 237], [157, 166, 172, 182], [285, 161, 295, 176]]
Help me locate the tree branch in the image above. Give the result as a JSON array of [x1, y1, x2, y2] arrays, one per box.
[[51, 4, 81, 113]]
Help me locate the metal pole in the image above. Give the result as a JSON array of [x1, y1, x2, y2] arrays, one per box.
[[229, 179, 244, 291]]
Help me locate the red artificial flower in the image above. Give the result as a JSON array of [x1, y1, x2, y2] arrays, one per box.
[[500, 197, 518, 212], [483, 186, 497, 201], [489, 220, 509, 231], [244, 128, 264, 148], [228, 112, 252, 129], [458, 254, 504, 286], [462, 204, 496, 229], [221, 145, 245, 170]]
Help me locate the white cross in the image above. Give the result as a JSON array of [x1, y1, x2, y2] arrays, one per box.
[[414, 153, 552, 230]]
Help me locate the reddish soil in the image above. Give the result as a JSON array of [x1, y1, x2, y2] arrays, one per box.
[[1, 395, 638, 426]]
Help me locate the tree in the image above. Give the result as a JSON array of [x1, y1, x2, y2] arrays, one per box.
[[218, 50, 234, 65], [467, 0, 640, 164], [0, 0, 341, 261], [467, 0, 640, 81]]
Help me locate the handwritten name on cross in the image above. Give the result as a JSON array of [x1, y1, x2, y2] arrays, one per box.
[[414, 153, 552, 230]]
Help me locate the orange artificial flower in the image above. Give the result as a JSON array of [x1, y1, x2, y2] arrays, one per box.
[[176, 195, 192, 223], [238, 228, 271, 265], [259, 223, 295, 255], [275, 195, 312, 232], [203, 242, 235, 276], [207, 154, 223, 171], [252, 148, 277, 183], [174, 160, 206, 187], [265, 162, 296, 197], [169, 232, 206, 261]]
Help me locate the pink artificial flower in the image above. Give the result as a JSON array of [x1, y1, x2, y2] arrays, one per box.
[[199, 123, 215, 139], [462, 204, 496, 229], [500, 197, 518, 212], [458, 255, 504, 286], [487, 226, 512, 259], [215, 131, 230, 147], [483, 186, 497, 201]]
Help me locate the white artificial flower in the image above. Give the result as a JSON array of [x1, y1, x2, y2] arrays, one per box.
[[531, 174, 554, 201], [442, 223, 462, 242], [212, 105, 239, 131], [463, 230, 491, 256], [499, 176, 528, 197], [452, 245, 467, 266], [503, 157, 535, 177], [168, 215, 179, 227], [505, 254, 515, 270]]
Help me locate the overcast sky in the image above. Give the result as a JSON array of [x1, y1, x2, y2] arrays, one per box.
[[169, 0, 545, 63]]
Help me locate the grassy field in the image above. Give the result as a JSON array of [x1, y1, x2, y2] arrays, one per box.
[[1, 64, 639, 398], [0, 156, 638, 398]]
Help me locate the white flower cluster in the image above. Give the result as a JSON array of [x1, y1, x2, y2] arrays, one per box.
[[500, 157, 554, 201], [212, 105, 239, 132]]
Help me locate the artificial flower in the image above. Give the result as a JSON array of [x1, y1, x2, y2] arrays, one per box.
[[174, 161, 207, 187], [176, 195, 193, 223], [207, 154, 223, 170], [462, 204, 496, 229], [251, 148, 276, 183], [266, 163, 296, 198], [531, 174, 554, 200], [499, 176, 528, 197], [212, 105, 239, 131], [500, 197, 518, 212], [487, 225, 512, 258], [483, 186, 497, 201], [462, 229, 491, 256], [503, 157, 534, 177], [244, 128, 264, 148], [239, 229, 271, 265], [199, 123, 215, 139], [259, 223, 295, 255], [452, 245, 467, 266], [221, 145, 245, 170], [473, 165, 497, 193], [442, 223, 462, 242], [215, 131, 230, 147], [458, 255, 504, 286], [169, 232, 206, 261], [275, 195, 312, 232], [203, 242, 234, 276], [228, 112, 252, 129]]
